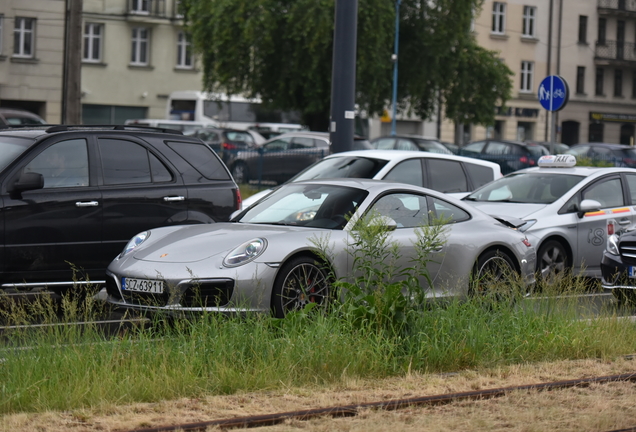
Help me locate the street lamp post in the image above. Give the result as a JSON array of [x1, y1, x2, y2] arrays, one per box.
[[390, 0, 401, 136]]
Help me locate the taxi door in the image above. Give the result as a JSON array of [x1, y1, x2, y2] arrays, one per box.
[[576, 174, 635, 276]]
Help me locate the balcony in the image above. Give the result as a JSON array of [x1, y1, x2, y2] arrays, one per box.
[[595, 40, 636, 65], [598, 0, 636, 17], [127, 0, 167, 20]]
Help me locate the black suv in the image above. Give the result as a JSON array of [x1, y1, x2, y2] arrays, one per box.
[[459, 139, 549, 174], [0, 125, 240, 295]]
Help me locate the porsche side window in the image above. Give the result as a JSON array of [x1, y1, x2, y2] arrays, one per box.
[[370, 193, 428, 228], [24, 139, 89, 188], [429, 197, 470, 223]]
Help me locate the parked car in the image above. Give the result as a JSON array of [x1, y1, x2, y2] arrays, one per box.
[[601, 227, 636, 306], [104, 178, 536, 317], [0, 108, 47, 125], [124, 119, 214, 134], [441, 141, 460, 154], [525, 141, 569, 154], [460, 139, 549, 174], [227, 131, 372, 185], [184, 127, 263, 162], [463, 154, 636, 279], [370, 135, 453, 154], [566, 142, 636, 167], [0, 125, 240, 295], [241, 150, 502, 208]]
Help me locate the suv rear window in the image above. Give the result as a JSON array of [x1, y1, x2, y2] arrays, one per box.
[[167, 141, 231, 180]]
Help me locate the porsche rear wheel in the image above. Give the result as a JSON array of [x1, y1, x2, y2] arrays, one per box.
[[470, 249, 517, 300], [271, 256, 331, 318]]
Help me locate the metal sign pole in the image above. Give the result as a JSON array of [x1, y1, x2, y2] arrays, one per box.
[[550, 111, 557, 154]]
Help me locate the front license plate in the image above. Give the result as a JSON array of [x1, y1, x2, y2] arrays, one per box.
[[629, 267, 636, 278], [122, 277, 164, 293]]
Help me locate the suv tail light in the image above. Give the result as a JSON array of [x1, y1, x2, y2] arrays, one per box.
[[235, 188, 242, 210], [223, 142, 236, 150], [519, 155, 531, 165]]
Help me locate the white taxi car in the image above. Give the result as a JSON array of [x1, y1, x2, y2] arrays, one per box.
[[463, 154, 636, 278]]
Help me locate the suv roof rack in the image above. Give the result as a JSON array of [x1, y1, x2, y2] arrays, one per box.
[[0, 124, 184, 135], [43, 125, 184, 135]]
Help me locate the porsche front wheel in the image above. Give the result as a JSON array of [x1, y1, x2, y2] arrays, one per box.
[[271, 256, 331, 318]]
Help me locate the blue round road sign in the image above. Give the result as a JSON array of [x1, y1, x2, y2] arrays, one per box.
[[538, 75, 569, 112]]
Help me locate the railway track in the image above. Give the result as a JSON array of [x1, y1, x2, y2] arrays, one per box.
[[118, 372, 636, 432]]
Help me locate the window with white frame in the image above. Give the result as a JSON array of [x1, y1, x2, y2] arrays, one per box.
[[176, 31, 193, 68], [14, 17, 35, 58], [131, 0, 150, 14], [522, 6, 536, 37], [83, 23, 103, 62], [492, 2, 506, 34], [131, 27, 149, 66], [520, 61, 534, 92]]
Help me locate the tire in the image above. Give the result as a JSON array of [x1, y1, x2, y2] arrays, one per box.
[[613, 288, 636, 308], [271, 256, 331, 318], [471, 249, 517, 300], [231, 162, 249, 184], [537, 240, 568, 280]]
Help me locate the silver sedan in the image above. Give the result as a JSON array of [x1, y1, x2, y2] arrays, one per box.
[[104, 179, 536, 317]]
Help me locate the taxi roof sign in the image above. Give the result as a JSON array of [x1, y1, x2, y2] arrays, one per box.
[[538, 154, 577, 168]]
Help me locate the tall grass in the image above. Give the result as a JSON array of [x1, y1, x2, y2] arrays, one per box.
[[1, 289, 635, 414], [2, 219, 636, 414]]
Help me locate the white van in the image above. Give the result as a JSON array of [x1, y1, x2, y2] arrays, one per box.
[[124, 118, 214, 133]]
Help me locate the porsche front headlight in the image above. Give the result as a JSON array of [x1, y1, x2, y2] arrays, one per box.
[[607, 233, 620, 256], [223, 238, 267, 267], [120, 231, 149, 258]]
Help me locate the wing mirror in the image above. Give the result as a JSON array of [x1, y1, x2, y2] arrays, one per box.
[[9, 172, 44, 198], [577, 199, 602, 218]]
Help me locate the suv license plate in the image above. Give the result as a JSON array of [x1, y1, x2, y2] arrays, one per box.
[[122, 278, 164, 293]]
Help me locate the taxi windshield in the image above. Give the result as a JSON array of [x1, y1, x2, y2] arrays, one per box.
[[464, 173, 585, 204]]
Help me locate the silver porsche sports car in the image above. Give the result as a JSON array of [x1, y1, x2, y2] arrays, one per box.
[[104, 179, 536, 317]]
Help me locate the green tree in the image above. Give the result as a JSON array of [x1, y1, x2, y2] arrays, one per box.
[[181, 0, 513, 131]]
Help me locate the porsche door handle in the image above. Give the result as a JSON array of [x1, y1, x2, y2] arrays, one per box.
[[163, 196, 185, 202], [618, 218, 631, 225], [75, 201, 99, 207]]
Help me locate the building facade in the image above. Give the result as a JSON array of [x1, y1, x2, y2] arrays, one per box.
[[81, 0, 203, 124], [0, 0, 65, 123], [443, 0, 636, 146]]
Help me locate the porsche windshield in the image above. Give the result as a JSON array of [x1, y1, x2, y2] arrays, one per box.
[[238, 183, 368, 229], [464, 173, 585, 204], [0, 137, 34, 172]]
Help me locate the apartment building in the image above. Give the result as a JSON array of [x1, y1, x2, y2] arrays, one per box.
[[443, 0, 636, 146], [81, 0, 203, 123], [0, 0, 65, 123]]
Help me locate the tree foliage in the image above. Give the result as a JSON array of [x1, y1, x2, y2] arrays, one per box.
[[182, 0, 513, 130]]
